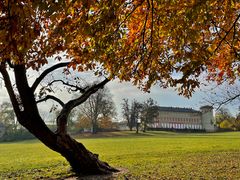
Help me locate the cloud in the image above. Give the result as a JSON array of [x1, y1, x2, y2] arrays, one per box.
[[106, 80, 206, 120]]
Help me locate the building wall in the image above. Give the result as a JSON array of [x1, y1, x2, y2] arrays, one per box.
[[200, 106, 216, 132], [149, 106, 216, 132]]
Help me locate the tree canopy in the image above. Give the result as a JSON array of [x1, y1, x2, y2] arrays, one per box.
[[1, 1, 239, 96]]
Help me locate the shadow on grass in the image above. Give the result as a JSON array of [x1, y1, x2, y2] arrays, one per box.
[[65, 168, 128, 180]]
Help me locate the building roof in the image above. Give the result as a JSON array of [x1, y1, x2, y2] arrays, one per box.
[[157, 106, 200, 113], [200, 105, 213, 109]]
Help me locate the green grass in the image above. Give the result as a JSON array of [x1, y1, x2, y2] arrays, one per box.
[[1, 131, 240, 179]]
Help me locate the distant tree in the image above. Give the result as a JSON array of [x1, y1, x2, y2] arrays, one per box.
[[215, 107, 237, 131], [204, 84, 240, 110], [121, 99, 131, 129], [219, 120, 234, 130], [215, 107, 233, 126], [141, 98, 159, 132], [122, 99, 142, 131], [80, 87, 116, 134], [98, 117, 113, 130], [76, 116, 92, 132], [130, 100, 143, 131], [233, 114, 240, 131], [0, 102, 17, 136]]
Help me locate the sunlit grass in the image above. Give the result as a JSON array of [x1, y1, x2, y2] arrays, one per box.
[[0, 131, 240, 179]]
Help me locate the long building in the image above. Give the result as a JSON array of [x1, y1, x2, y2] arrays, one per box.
[[148, 105, 217, 132]]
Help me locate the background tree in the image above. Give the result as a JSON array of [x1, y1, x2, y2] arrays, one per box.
[[130, 100, 143, 131], [0, 102, 16, 136], [140, 98, 159, 132], [203, 83, 240, 110], [76, 116, 92, 132], [219, 120, 234, 130], [215, 107, 233, 126], [122, 99, 142, 131], [121, 99, 131, 129], [1, 0, 240, 175], [233, 113, 240, 131], [79, 86, 116, 134], [215, 107, 236, 130], [98, 116, 114, 130], [0, 102, 34, 141]]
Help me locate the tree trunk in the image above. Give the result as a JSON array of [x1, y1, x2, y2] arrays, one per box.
[[136, 123, 139, 133], [143, 121, 147, 132], [21, 116, 118, 175], [55, 133, 118, 175], [92, 117, 98, 134]]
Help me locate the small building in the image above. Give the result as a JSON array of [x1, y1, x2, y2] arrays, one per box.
[[148, 105, 217, 132]]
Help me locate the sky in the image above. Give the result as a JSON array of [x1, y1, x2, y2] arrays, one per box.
[[0, 66, 239, 122], [107, 80, 206, 119]]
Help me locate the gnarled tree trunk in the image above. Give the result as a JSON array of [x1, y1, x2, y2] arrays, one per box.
[[56, 133, 118, 174]]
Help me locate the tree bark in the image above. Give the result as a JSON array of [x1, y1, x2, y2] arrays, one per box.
[[55, 133, 118, 175]]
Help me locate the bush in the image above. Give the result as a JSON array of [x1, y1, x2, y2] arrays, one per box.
[[0, 128, 35, 142]]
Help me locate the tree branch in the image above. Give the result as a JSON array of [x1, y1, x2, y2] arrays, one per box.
[[37, 95, 65, 107], [48, 79, 87, 93], [31, 62, 70, 92], [212, 14, 240, 53], [214, 93, 240, 110], [56, 78, 110, 134]]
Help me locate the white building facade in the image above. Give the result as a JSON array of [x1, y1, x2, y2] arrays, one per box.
[[149, 106, 217, 132]]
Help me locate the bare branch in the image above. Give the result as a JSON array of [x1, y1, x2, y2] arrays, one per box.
[[202, 83, 240, 111], [56, 78, 109, 134], [37, 95, 64, 107], [31, 62, 70, 92], [214, 93, 240, 110], [69, 78, 109, 109], [48, 79, 87, 93]]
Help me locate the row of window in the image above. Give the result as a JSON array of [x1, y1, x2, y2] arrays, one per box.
[[156, 117, 201, 123], [150, 123, 203, 130]]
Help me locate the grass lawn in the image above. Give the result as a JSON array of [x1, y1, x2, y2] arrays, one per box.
[[0, 131, 240, 179]]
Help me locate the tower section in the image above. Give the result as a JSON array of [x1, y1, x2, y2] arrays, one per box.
[[200, 106, 216, 132]]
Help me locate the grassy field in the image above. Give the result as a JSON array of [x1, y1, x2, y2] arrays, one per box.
[[0, 131, 240, 179]]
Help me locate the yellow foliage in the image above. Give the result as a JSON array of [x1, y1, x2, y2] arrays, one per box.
[[219, 120, 234, 129]]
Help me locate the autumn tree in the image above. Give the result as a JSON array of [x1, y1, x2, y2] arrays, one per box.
[[98, 116, 114, 130], [215, 107, 236, 130], [79, 86, 116, 134], [0, 0, 240, 176], [76, 116, 92, 132], [0, 102, 16, 136], [215, 107, 234, 126]]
